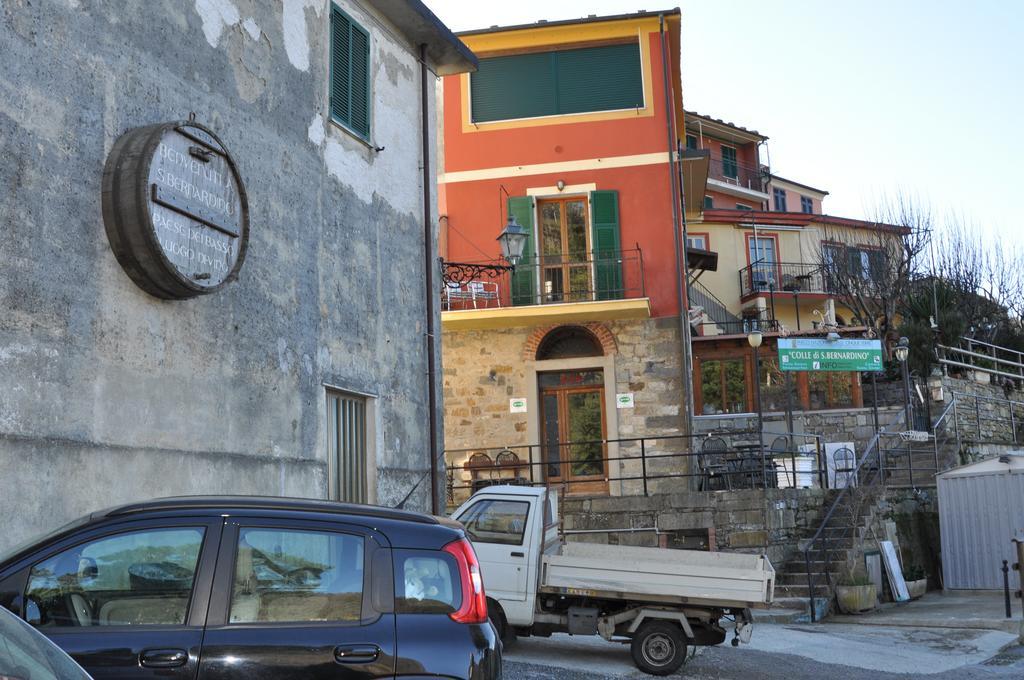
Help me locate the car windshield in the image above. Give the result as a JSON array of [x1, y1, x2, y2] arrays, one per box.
[[0, 516, 92, 567], [0, 608, 92, 679]]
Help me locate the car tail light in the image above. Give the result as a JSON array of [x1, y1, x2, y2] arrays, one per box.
[[443, 537, 488, 624]]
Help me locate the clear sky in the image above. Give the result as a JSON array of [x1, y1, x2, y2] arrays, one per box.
[[425, 0, 1023, 240]]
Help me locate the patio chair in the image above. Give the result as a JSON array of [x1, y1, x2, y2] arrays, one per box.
[[770, 436, 790, 487], [495, 449, 528, 484], [700, 436, 732, 491], [465, 451, 495, 492], [467, 280, 500, 309], [443, 281, 471, 310], [833, 447, 856, 489]]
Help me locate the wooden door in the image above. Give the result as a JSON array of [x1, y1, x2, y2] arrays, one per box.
[[539, 370, 607, 494]]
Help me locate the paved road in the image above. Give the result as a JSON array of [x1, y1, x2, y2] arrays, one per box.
[[503, 624, 1024, 679]]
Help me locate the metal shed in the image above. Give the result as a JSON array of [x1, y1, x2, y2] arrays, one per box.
[[937, 454, 1024, 589]]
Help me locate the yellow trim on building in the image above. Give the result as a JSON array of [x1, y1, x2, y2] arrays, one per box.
[[441, 298, 652, 331], [458, 22, 657, 133], [439, 152, 672, 184]]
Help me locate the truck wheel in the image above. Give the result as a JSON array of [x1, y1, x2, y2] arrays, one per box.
[[630, 621, 687, 676]]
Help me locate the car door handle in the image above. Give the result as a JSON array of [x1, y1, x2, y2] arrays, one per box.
[[334, 644, 380, 663], [139, 648, 188, 668], [511, 551, 525, 557]]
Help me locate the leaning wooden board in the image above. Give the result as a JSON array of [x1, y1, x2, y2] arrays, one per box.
[[540, 542, 775, 609]]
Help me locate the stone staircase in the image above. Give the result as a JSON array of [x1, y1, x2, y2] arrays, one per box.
[[768, 486, 889, 622]]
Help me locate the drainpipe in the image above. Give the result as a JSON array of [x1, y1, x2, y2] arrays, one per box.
[[659, 16, 696, 468], [420, 43, 440, 515]]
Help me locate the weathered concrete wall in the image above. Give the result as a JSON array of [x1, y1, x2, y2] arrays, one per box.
[[0, 0, 440, 548]]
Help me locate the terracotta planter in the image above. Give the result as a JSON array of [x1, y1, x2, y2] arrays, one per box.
[[907, 578, 928, 600], [835, 584, 877, 614]]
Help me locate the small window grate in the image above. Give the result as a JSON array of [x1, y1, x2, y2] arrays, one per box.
[[328, 390, 367, 503]]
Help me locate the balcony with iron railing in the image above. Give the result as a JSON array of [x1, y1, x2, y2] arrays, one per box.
[[441, 248, 647, 314], [738, 261, 836, 299], [706, 154, 768, 195]]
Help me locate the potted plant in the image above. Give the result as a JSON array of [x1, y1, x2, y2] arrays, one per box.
[[835, 568, 877, 614], [904, 565, 928, 599]]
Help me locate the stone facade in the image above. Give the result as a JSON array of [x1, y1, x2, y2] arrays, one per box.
[[0, 1, 464, 548], [442, 316, 692, 501], [560, 488, 829, 567]]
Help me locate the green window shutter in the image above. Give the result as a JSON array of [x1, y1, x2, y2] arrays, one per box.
[[471, 43, 643, 123], [350, 23, 370, 138], [556, 43, 643, 115], [508, 196, 536, 306], [590, 190, 623, 300], [330, 6, 370, 139], [330, 8, 351, 125]]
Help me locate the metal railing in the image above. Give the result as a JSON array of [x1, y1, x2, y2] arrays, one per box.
[[688, 279, 743, 328], [444, 430, 832, 508], [948, 390, 1024, 451], [706, 154, 766, 193], [441, 248, 646, 310], [938, 337, 1024, 383], [802, 409, 907, 621], [738, 261, 834, 298]]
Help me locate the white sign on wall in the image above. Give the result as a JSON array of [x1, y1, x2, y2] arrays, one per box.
[[616, 393, 635, 409], [509, 398, 527, 413]]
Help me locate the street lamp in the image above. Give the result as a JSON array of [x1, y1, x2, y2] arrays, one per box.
[[748, 330, 767, 486], [895, 336, 913, 429], [441, 214, 528, 286]]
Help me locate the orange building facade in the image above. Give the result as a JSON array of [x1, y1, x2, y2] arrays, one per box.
[[438, 11, 703, 500]]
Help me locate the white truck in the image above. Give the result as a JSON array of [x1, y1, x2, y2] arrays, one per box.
[[452, 486, 775, 676]]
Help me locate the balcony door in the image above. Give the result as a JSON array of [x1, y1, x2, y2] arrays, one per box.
[[539, 197, 592, 303], [539, 369, 607, 495], [747, 234, 779, 291]]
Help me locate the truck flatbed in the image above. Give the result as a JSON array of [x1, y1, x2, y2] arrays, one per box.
[[540, 542, 775, 609]]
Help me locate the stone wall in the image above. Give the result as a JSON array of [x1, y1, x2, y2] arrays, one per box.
[[442, 317, 691, 500], [939, 375, 1024, 445], [0, 1, 443, 548], [560, 488, 829, 567]]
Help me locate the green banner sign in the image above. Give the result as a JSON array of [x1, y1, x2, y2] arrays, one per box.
[[777, 338, 884, 372]]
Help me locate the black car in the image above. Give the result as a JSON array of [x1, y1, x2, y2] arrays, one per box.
[[0, 605, 93, 680], [0, 496, 500, 679]]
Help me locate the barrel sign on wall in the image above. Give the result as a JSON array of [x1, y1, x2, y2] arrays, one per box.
[[101, 119, 249, 299]]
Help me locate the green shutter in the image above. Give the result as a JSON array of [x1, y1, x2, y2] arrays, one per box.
[[330, 6, 370, 139], [508, 196, 536, 306], [471, 43, 644, 123], [590, 190, 623, 300]]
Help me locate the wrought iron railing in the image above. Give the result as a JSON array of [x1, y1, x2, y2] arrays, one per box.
[[706, 155, 767, 193], [444, 430, 830, 509], [441, 248, 646, 310], [738, 261, 834, 298]]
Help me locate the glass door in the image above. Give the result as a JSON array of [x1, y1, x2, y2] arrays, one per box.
[[748, 235, 778, 291], [538, 198, 591, 303], [539, 370, 607, 494]]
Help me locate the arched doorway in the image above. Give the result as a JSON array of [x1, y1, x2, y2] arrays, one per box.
[[535, 326, 608, 494]]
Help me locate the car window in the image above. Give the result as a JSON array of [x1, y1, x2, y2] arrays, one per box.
[[230, 528, 364, 624], [459, 499, 530, 546], [0, 609, 91, 680], [393, 550, 459, 614], [24, 527, 204, 628]]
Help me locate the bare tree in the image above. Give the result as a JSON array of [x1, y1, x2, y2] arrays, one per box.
[[817, 193, 932, 345]]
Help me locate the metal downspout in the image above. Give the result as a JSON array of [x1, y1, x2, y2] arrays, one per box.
[[420, 43, 440, 514], [658, 16, 696, 471]]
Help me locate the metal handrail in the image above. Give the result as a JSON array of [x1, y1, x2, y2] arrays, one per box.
[[802, 409, 907, 621]]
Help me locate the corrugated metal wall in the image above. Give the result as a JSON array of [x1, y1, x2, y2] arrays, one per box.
[[939, 472, 1024, 589]]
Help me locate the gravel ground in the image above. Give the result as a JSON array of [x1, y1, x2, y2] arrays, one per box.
[[502, 625, 1024, 679]]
